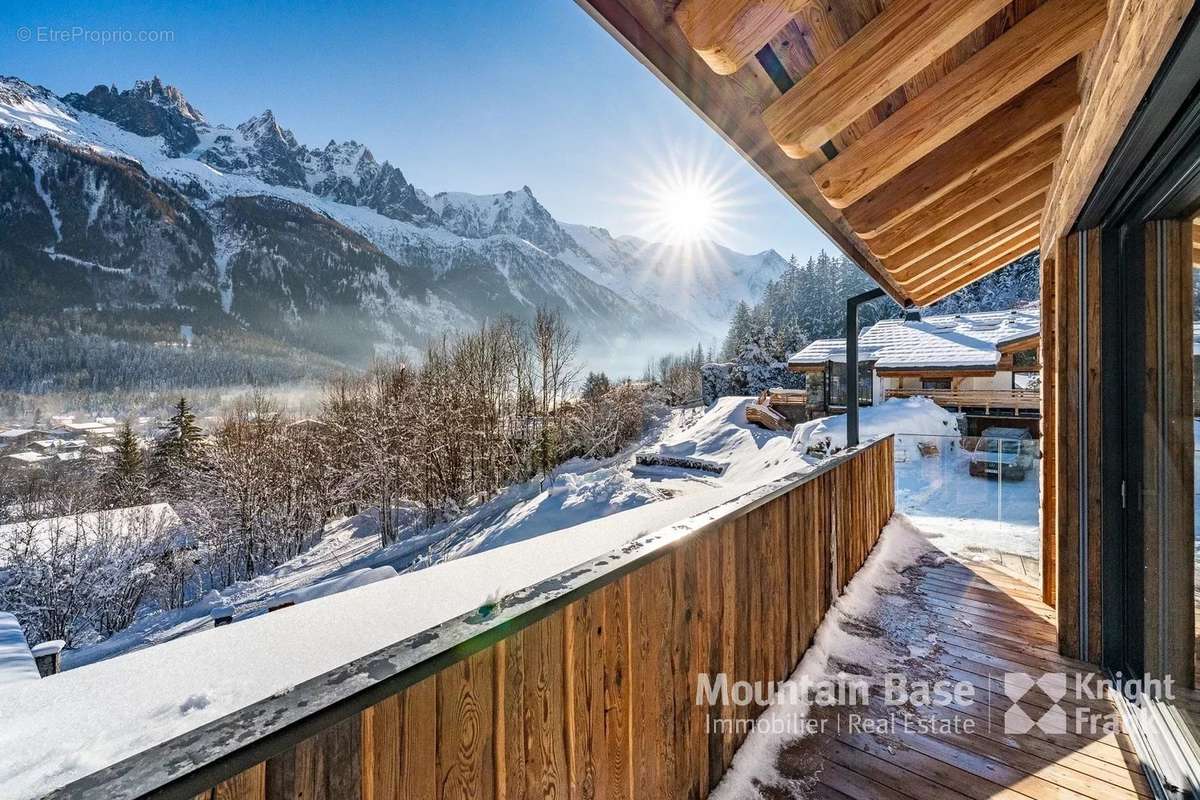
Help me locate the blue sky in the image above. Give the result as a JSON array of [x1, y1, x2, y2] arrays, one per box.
[[0, 0, 834, 259]]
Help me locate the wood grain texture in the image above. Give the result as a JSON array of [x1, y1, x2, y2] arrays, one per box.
[[438, 648, 495, 800], [191, 441, 896, 800], [843, 61, 1079, 241], [761, 0, 1011, 157], [864, 133, 1060, 254], [885, 183, 1048, 270], [906, 226, 1040, 297], [1054, 232, 1081, 659], [890, 195, 1044, 283], [813, 0, 1104, 207], [1041, 0, 1194, 256], [673, 0, 814, 75], [1040, 253, 1058, 609]]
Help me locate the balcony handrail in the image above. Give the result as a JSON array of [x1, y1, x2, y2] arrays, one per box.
[[883, 387, 1041, 409], [53, 437, 896, 800]]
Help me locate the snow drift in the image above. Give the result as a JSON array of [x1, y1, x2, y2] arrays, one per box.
[[792, 397, 959, 459]]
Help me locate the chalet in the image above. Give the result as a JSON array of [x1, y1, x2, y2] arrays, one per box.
[[788, 305, 1040, 434], [20, 2, 1200, 799], [0, 429, 55, 451]]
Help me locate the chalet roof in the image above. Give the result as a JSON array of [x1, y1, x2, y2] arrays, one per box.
[[789, 305, 1039, 374], [787, 338, 855, 367], [576, 0, 1177, 306]]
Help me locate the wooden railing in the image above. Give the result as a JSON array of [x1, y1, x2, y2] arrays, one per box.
[[60, 437, 895, 800], [884, 387, 1041, 411]]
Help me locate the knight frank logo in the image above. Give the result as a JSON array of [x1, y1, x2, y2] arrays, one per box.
[[999, 671, 1173, 736], [1003, 672, 1068, 734]]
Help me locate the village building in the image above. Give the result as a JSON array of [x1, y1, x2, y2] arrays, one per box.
[[788, 305, 1040, 435]]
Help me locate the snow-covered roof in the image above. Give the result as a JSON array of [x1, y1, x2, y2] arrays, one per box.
[[788, 305, 1039, 373], [2, 451, 49, 464], [787, 338, 863, 368], [0, 429, 35, 439], [0, 503, 182, 560]]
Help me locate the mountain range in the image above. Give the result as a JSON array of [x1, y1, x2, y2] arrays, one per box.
[[0, 76, 791, 378]]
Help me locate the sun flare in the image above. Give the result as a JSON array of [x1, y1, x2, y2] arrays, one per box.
[[654, 179, 719, 243], [630, 147, 740, 251]]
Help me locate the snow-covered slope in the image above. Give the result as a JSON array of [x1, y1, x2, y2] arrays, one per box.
[[0, 75, 782, 372]]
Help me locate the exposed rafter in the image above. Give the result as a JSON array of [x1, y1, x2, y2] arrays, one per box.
[[893, 202, 1043, 286], [912, 236, 1041, 304], [842, 62, 1079, 238], [673, 0, 814, 76], [890, 200, 1044, 289], [811, 0, 1104, 208], [868, 143, 1056, 256], [761, 0, 1012, 158], [883, 176, 1049, 268]]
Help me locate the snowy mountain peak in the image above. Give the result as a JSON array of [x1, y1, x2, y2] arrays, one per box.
[[0, 76, 57, 108], [128, 76, 204, 122], [237, 109, 298, 149]]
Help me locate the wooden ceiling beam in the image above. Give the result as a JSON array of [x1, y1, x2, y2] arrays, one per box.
[[673, 0, 814, 76], [842, 62, 1079, 238], [888, 195, 1046, 283], [761, 0, 1011, 158], [912, 236, 1041, 305], [876, 164, 1052, 263], [812, 0, 1105, 208], [865, 136, 1060, 256], [901, 220, 1040, 294], [892, 202, 1043, 286]]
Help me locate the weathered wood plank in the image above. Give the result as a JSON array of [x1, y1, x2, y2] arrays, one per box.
[[602, 577, 631, 800], [438, 647, 495, 800], [212, 764, 266, 800], [1041, 0, 1194, 255], [842, 62, 1078, 240], [673, 0, 816, 75], [762, 0, 1011, 157], [523, 615, 569, 800], [813, 0, 1104, 207]]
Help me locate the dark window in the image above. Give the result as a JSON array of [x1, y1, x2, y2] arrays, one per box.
[[921, 378, 951, 391]]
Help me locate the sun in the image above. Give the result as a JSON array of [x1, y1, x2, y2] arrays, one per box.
[[654, 178, 719, 244], [628, 144, 740, 250]]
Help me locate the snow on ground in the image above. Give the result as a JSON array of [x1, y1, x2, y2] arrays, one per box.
[[0, 397, 1051, 796], [793, 397, 1041, 561], [0, 613, 40, 687], [792, 396, 959, 460], [710, 514, 941, 799], [0, 398, 823, 798]]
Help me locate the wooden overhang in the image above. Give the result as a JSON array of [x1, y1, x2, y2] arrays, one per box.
[[574, 0, 1190, 307]]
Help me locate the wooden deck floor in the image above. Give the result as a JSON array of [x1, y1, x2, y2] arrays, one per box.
[[766, 557, 1154, 800]]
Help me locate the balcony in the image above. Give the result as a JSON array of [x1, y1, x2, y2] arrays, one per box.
[[41, 436, 1163, 800], [884, 388, 1041, 415]]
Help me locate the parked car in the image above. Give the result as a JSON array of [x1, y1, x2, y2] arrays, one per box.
[[968, 426, 1035, 480]]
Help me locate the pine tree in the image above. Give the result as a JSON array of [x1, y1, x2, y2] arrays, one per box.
[[721, 301, 755, 360], [150, 396, 207, 495], [102, 422, 148, 508]]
